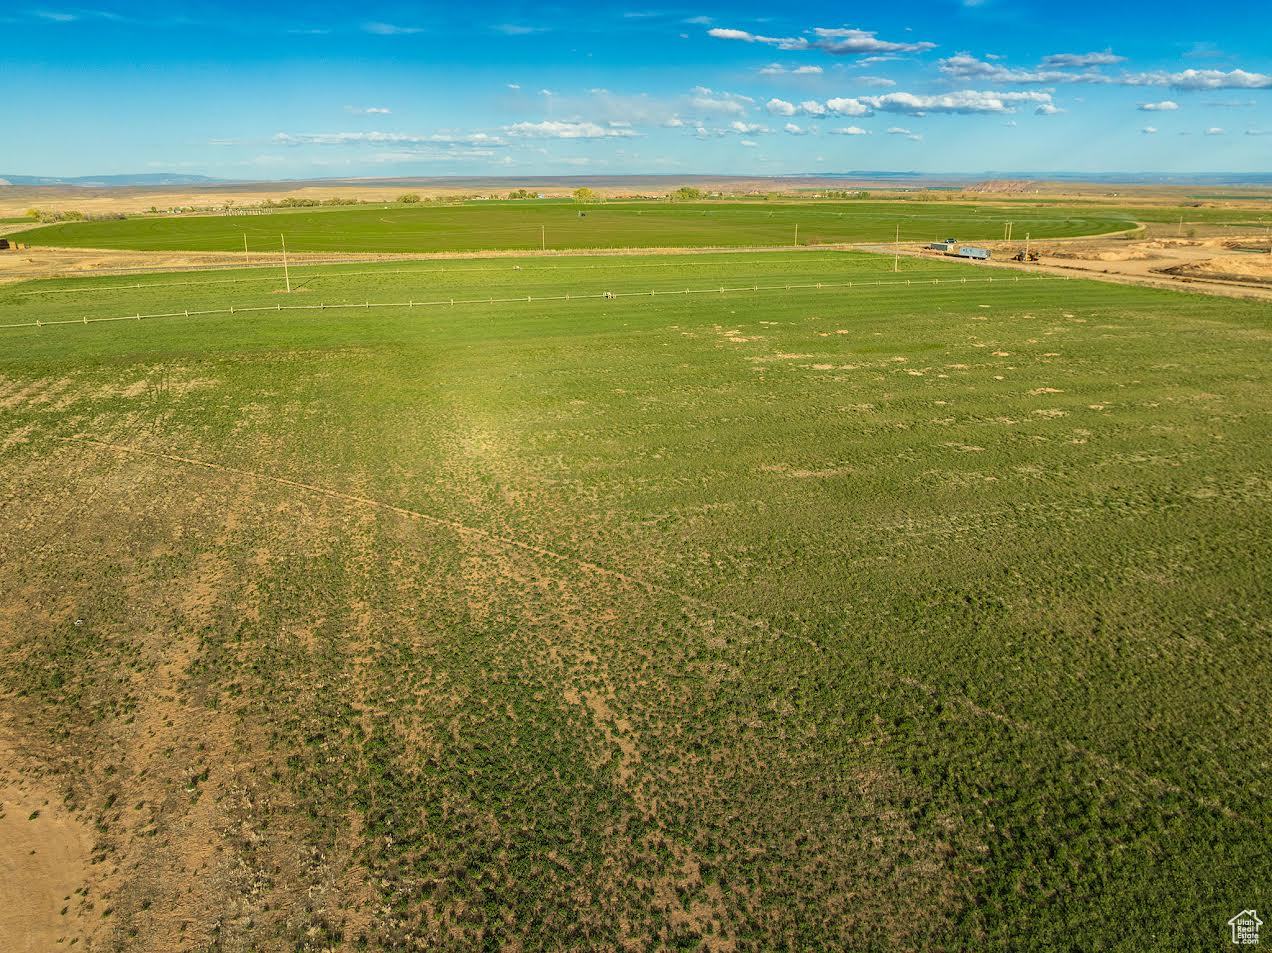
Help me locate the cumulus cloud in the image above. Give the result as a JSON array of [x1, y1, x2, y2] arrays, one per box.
[[826, 97, 871, 116], [887, 126, 922, 141], [274, 131, 507, 147], [687, 87, 754, 116], [862, 89, 1054, 114], [830, 126, 869, 135], [758, 63, 824, 76], [707, 25, 934, 55], [783, 122, 809, 135], [938, 53, 1109, 84], [1122, 68, 1272, 89], [1204, 126, 1225, 135], [1040, 50, 1124, 67], [504, 121, 640, 139], [1034, 103, 1063, 115], [764, 89, 1054, 120], [1142, 126, 1158, 134], [1137, 100, 1179, 111], [729, 120, 769, 134]]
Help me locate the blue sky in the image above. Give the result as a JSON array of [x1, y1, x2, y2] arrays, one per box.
[[3, 1, 1270, 178]]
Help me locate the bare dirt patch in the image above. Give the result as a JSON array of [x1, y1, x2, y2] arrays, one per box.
[[0, 739, 95, 953]]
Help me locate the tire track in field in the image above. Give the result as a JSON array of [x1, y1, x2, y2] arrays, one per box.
[[53, 434, 818, 654], [51, 433, 1252, 826]]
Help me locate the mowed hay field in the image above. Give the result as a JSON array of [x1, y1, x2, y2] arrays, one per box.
[[9, 200, 1135, 253], [1, 251, 1269, 950]]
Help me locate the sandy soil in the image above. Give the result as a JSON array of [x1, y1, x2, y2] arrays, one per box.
[[0, 739, 94, 952], [873, 233, 1272, 302]]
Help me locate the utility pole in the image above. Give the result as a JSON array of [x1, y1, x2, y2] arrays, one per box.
[[243, 232, 249, 259], [894, 222, 900, 273], [281, 234, 291, 293], [1024, 232, 1031, 265], [541, 224, 545, 251], [1177, 216, 1184, 239], [794, 223, 799, 246]]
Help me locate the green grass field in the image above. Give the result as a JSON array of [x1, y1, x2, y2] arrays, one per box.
[[1, 250, 1269, 950], [8, 200, 1137, 253]]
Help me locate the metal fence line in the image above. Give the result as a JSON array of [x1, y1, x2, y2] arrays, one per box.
[[14, 262, 1009, 298], [1, 274, 1071, 331]]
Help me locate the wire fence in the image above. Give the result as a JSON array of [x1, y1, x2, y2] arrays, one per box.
[[1, 273, 1071, 331], [11, 255, 886, 298]]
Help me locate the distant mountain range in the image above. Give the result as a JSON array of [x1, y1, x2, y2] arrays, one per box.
[[0, 173, 225, 187]]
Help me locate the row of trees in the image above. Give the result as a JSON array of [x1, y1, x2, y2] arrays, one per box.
[[27, 209, 125, 223]]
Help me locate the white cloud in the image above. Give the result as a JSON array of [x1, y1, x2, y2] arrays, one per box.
[[707, 25, 934, 55], [783, 122, 809, 135], [1122, 68, 1272, 89], [362, 21, 424, 35], [830, 126, 869, 135], [1205, 126, 1225, 135], [504, 120, 640, 139], [826, 97, 871, 116], [346, 106, 391, 115], [1137, 100, 1179, 111], [938, 53, 1109, 85], [506, 83, 521, 90], [365, 148, 500, 162], [729, 121, 768, 134], [688, 87, 754, 116], [887, 126, 922, 141], [764, 88, 1057, 121], [274, 131, 507, 147], [758, 63, 824, 76], [862, 89, 1054, 114], [1246, 129, 1270, 136], [740, 139, 759, 147], [858, 76, 896, 88], [1142, 126, 1158, 134], [1040, 50, 1124, 67], [494, 23, 547, 35]]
